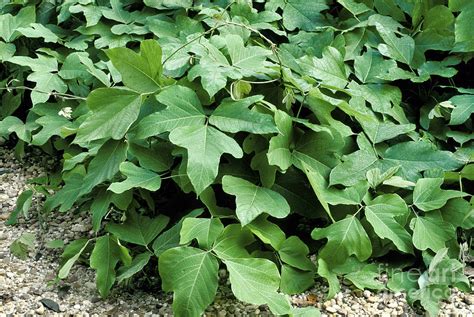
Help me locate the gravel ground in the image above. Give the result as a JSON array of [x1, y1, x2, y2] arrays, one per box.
[[0, 145, 473, 316]]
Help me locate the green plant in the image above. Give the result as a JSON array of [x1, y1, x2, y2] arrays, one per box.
[[1, 0, 473, 316]]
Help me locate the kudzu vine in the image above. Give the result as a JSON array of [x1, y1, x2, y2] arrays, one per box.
[[0, 1, 473, 316]]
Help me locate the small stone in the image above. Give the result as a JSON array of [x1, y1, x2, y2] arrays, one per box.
[[464, 295, 474, 305], [363, 290, 371, 298], [387, 302, 398, 309], [217, 311, 226, 317], [36, 305, 45, 315], [40, 298, 61, 313], [377, 303, 385, 310], [368, 296, 378, 303], [326, 306, 337, 313], [73, 304, 81, 310]]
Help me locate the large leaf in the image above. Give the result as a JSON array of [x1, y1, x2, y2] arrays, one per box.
[[224, 257, 292, 315], [448, 95, 474, 125], [301, 46, 348, 89], [209, 96, 278, 134], [311, 216, 372, 266], [108, 162, 162, 194], [81, 139, 128, 195], [90, 235, 130, 298], [159, 247, 219, 317], [365, 194, 413, 254], [222, 175, 291, 226], [410, 214, 455, 252], [180, 217, 224, 249], [75, 88, 143, 143], [106, 39, 162, 93], [106, 210, 169, 246], [268, 0, 328, 31], [413, 178, 467, 212], [134, 85, 206, 139], [169, 125, 243, 195]]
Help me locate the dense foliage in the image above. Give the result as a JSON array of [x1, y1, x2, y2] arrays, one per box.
[[1, 0, 473, 316]]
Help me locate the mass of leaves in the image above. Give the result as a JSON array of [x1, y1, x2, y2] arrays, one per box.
[[1, 0, 473, 316]]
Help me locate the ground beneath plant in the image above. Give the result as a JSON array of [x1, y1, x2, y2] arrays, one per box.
[[0, 146, 473, 316]]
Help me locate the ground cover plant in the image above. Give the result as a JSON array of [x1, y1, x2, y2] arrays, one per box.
[[0, 0, 473, 316]]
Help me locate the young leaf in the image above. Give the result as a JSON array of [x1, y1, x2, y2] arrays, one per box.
[[413, 178, 467, 212], [169, 125, 243, 195], [108, 162, 162, 194], [6, 189, 33, 225], [365, 194, 413, 254], [106, 211, 169, 246], [222, 175, 291, 226], [159, 247, 219, 317]]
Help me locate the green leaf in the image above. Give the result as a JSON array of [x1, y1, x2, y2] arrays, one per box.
[[58, 239, 90, 279], [222, 175, 291, 226], [152, 209, 204, 256], [10, 233, 35, 260], [441, 198, 474, 229], [169, 125, 243, 195], [224, 257, 292, 315], [108, 162, 162, 194], [410, 214, 455, 252], [0, 41, 15, 61], [280, 265, 314, 294], [365, 194, 413, 254], [159, 247, 219, 317], [413, 178, 467, 212], [209, 96, 278, 134], [311, 216, 372, 266], [211, 224, 255, 260], [317, 258, 340, 298], [0, 6, 35, 42], [6, 189, 33, 225], [180, 217, 224, 249], [329, 149, 379, 186], [134, 85, 206, 139], [116, 252, 152, 283], [369, 15, 415, 65], [91, 189, 113, 232], [278, 236, 315, 271], [449, 95, 474, 125], [106, 210, 169, 246], [106, 40, 162, 93], [344, 263, 385, 290], [81, 139, 128, 195], [128, 142, 173, 172], [43, 173, 85, 212], [267, 110, 293, 171], [269, 0, 329, 31], [17, 23, 58, 43], [75, 88, 143, 143], [246, 216, 286, 249], [383, 141, 464, 179], [90, 235, 129, 298], [301, 46, 348, 89]]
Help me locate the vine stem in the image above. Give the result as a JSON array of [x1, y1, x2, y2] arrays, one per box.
[[2, 81, 86, 101]]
